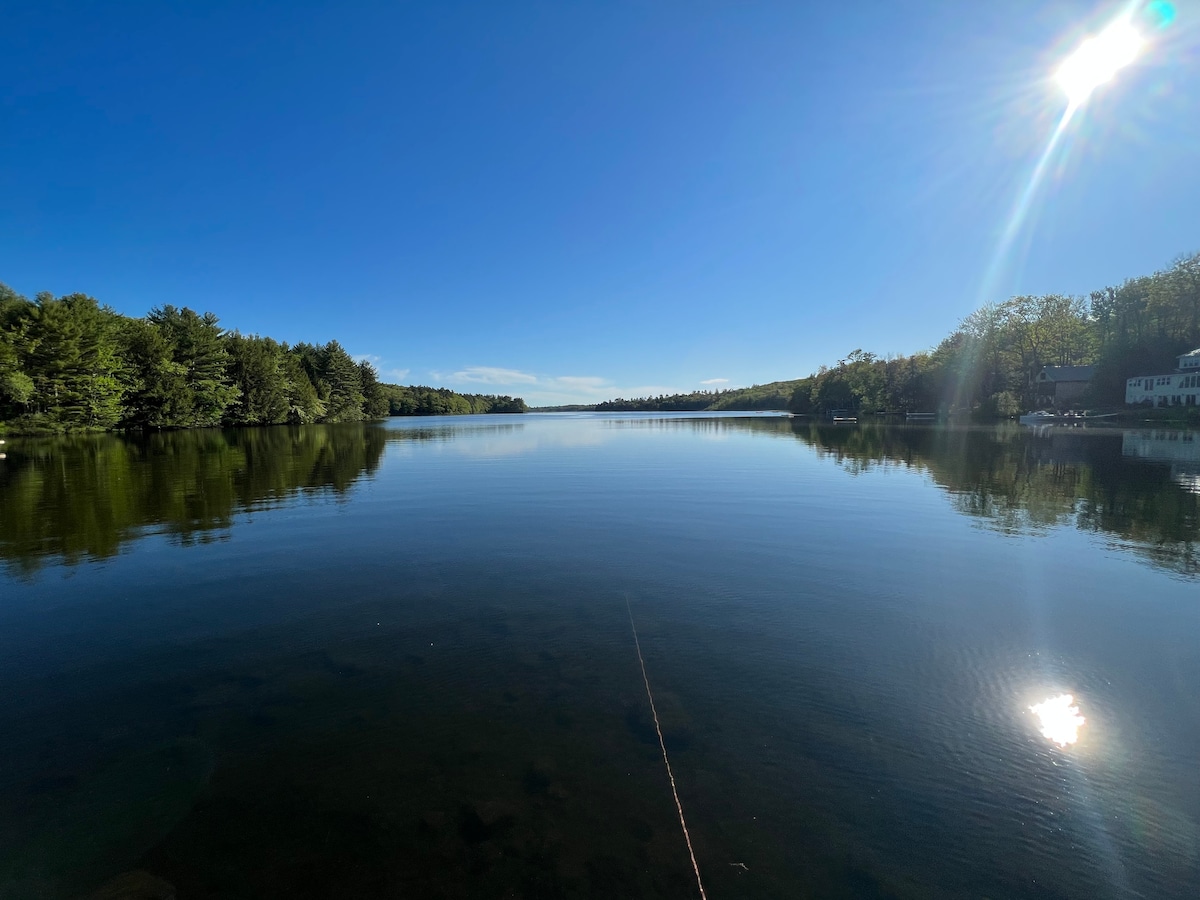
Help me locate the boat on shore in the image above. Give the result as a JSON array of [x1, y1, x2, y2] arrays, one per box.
[[1019, 410, 1118, 426]]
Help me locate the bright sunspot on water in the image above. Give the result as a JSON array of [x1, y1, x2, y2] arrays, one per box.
[[1031, 694, 1086, 747]]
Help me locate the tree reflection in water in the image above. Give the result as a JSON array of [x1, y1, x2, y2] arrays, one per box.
[[0, 425, 392, 575], [1, 418, 1196, 579], [612, 416, 1199, 579]]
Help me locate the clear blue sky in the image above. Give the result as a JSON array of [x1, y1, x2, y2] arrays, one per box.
[[3, 1, 1197, 406]]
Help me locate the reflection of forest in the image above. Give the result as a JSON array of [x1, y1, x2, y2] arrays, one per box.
[[4, 418, 1196, 579], [0, 425, 392, 574], [629, 416, 1199, 577], [786, 422, 1199, 578]]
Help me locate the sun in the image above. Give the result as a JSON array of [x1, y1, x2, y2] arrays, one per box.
[[1055, 16, 1144, 107]]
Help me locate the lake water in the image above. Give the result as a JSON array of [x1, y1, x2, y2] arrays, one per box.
[[1, 413, 1198, 899]]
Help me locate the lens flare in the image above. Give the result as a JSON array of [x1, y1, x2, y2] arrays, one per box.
[[1055, 17, 1143, 106], [1031, 693, 1086, 747], [1146, 0, 1176, 29]]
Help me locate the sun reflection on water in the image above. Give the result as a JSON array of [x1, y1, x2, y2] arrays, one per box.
[[1031, 693, 1086, 747]]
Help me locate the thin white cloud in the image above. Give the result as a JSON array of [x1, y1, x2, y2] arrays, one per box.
[[446, 366, 539, 385], [387, 368, 410, 382], [352, 353, 381, 364], [552, 376, 609, 389], [700, 378, 729, 385]]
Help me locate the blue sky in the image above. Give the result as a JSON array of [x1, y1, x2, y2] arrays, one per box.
[[2, 1, 1197, 406]]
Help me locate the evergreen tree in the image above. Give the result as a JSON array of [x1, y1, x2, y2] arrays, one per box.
[[146, 305, 240, 426], [318, 340, 364, 422], [226, 333, 290, 425], [119, 317, 192, 428], [281, 350, 324, 423], [0, 284, 35, 417], [358, 360, 389, 419], [23, 293, 125, 428]]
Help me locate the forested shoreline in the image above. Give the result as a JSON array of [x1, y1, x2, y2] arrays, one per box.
[[0, 284, 526, 433], [6, 250, 1197, 430], [592, 252, 1200, 417]]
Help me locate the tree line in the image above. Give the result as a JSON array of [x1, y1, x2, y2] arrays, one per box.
[[0, 284, 526, 431], [592, 252, 1200, 417], [381, 384, 526, 416]]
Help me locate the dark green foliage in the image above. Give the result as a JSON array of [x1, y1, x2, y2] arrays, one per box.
[[0, 281, 529, 432], [0, 285, 36, 418], [280, 352, 324, 424], [315, 340, 364, 422], [145, 305, 240, 427], [358, 361, 389, 419], [118, 317, 191, 429], [225, 333, 290, 425], [20, 293, 125, 429], [379, 383, 527, 415], [595, 391, 714, 412]]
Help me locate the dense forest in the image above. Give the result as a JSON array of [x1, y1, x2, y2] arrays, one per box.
[[0, 283, 526, 432], [595, 252, 1200, 417]]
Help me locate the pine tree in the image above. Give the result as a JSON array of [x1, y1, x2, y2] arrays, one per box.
[[226, 333, 289, 425], [24, 293, 125, 428], [119, 317, 191, 428], [0, 284, 35, 417], [146, 306, 240, 426], [358, 360, 389, 419], [319, 340, 364, 422], [281, 350, 324, 423]]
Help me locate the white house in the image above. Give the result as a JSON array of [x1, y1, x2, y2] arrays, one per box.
[[1125, 349, 1200, 406]]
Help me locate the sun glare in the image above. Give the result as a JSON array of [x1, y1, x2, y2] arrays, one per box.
[[1030, 694, 1086, 747], [1056, 17, 1144, 106]]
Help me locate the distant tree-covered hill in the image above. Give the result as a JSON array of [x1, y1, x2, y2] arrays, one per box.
[[591, 381, 801, 412], [380, 383, 527, 416], [0, 283, 526, 432]]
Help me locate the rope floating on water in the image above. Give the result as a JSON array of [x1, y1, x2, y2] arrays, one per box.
[[625, 594, 708, 900]]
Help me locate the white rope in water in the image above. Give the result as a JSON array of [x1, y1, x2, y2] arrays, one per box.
[[625, 595, 709, 900]]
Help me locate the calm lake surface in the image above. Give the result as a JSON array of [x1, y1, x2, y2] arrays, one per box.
[[1, 413, 1198, 899]]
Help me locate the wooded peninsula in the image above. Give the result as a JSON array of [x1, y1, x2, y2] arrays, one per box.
[[0, 284, 526, 432]]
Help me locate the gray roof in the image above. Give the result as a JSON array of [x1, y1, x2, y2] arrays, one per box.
[[1038, 365, 1095, 382]]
